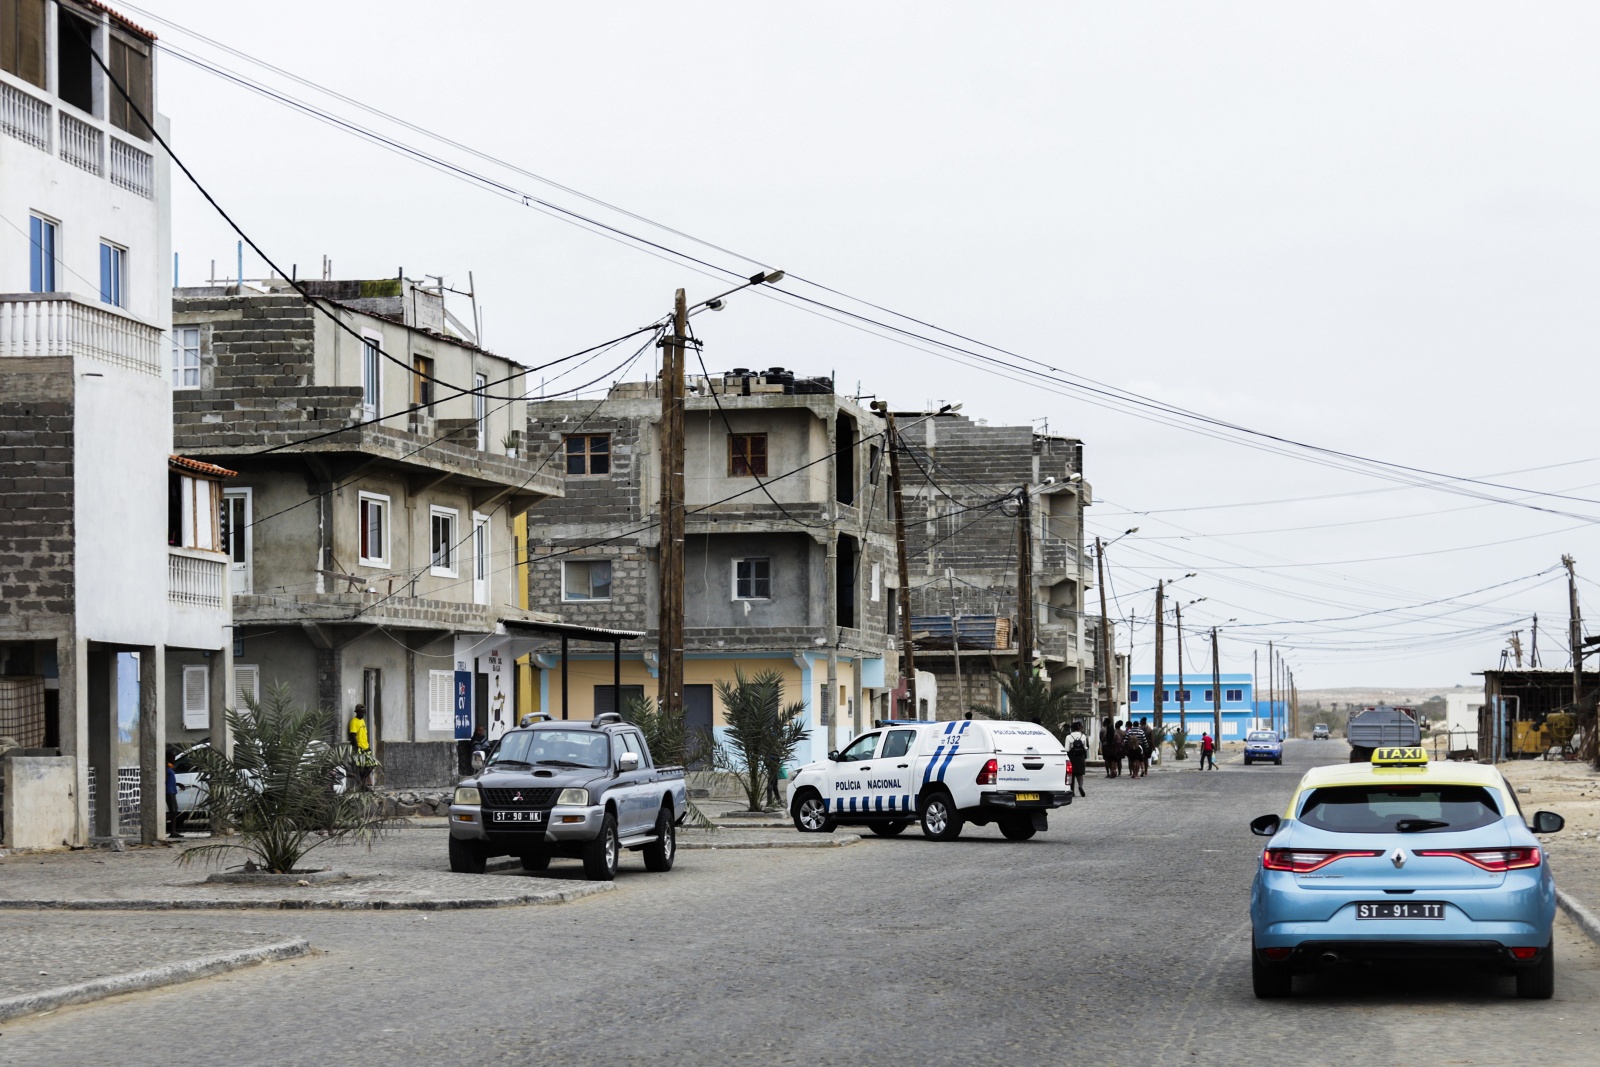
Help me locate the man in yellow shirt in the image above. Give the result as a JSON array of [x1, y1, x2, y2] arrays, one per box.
[[348, 704, 374, 789]]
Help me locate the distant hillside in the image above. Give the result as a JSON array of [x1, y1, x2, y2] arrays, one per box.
[[1298, 685, 1476, 708]]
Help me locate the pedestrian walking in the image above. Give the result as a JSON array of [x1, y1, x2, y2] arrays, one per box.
[[1125, 720, 1148, 778], [165, 758, 181, 837], [1101, 717, 1122, 778], [1064, 720, 1090, 797], [765, 754, 783, 807], [348, 703, 375, 789], [1199, 731, 1216, 771]]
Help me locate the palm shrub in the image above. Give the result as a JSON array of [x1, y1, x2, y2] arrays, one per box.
[[714, 669, 809, 812], [178, 683, 389, 874], [621, 694, 714, 828], [1170, 722, 1191, 760], [977, 670, 1078, 738]]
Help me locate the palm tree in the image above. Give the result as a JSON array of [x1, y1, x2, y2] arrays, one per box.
[[178, 683, 389, 874], [981, 669, 1078, 738], [714, 669, 809, 812], [621, 695, 714, 828]]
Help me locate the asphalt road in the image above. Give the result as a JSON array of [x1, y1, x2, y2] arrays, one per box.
[[4, 740, 1599, 1067]]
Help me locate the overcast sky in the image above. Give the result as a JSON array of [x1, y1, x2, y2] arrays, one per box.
[[136, 1, 1600, 689]]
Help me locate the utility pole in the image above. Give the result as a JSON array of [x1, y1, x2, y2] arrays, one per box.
[[655, 289, 687, 720], [1564, 554, 1581, 711], [1210, 626, 1222, 747], [1268, 640, 1276, 736], [1175, 599, 1186, 738], [1096, 538, 1113, 722], [873, 403, 916, 718], [1510, 631, 1524, 669], [1016, 486, 1035, 678], [1531, 613, 1542, 668], [946, 568, 965, 719], [1153, 580, 1165, 732], [1253, 648, 1259, 728]]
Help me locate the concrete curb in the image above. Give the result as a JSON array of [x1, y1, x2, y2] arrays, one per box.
[[0, 939, 312, 1023], [0, 880, 616, 911], [1557, 888, 1600, 947], [680, 834, 861, 850]]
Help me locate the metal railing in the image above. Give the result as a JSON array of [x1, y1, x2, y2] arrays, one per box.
[[0, 294, 162, 375], [59, 111, 102, 175], [168, 549, 227, 609], [109, 136, 153, 198], [1, 79, 50, 151]]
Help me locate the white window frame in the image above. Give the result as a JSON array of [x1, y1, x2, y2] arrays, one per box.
[[870, 562, 881, 602], [472, 512, 490, 605], [234, 664, 260, 709], [733, 557, 771, 601], [1226, 688, 1244, 703], [358, 492, 391, 569], [361, 329, 383, 420], [473, 373, 488, 449], [99, 240, 126, 307], [429, 505, 459, 577], [562, 559, 613, 602], [222, 487, 253, 594], [428, 669, 455, 731], [172, 325, 201, 389], [182, 664, 209, 729], [29, 213, 58, 293]]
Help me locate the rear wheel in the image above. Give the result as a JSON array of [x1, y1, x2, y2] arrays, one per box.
[[999, 816, 1037, 841], [791, 790, 836, 833], [1251, 938, 1292, 999], [868, 821, 908, 837], [1516, 942, 1555, 999], [448, 835, 487, 875], [920, 791, 964, 841], [643, 806, 676, 872], [581, 810, 620, 881]]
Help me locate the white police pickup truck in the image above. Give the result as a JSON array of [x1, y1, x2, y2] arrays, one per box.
[[788, 719, 1072, 841]]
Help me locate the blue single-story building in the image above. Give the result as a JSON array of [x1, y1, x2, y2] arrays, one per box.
[[1126, 673, 1282, 740]]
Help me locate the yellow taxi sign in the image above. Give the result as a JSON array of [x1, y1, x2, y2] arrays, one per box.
[[1371, 746, 1427, 766]]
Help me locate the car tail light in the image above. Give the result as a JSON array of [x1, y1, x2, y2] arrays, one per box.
[[1510, 946, 1540, 961], [1262, 947, 1292, 961], [1262, 848, 1381, 873], [1065, 759, 1072, 782], [1414, 847, 1541, 872], [976, 758, 998, 786]]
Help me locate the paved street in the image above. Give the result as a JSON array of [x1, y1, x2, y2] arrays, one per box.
[[4, 741, 1598, 1067]]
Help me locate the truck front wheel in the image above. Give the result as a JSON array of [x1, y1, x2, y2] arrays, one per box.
[[582, 810, 620, 881], [643, 805, 676, 872], [791, 790, 836, 833], [920, 791, 964, 841], [449, 835, 487, 875]]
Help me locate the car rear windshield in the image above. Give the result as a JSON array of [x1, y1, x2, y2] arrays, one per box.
[[493, 728, 611, 769], [1298, 784, 1501, 834]]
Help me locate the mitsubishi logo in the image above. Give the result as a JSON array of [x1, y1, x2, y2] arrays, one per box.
[[1390, 848, 1407, 869], [513, 791, 524, 803]]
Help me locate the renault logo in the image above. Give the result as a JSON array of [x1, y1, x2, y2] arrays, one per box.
[[1390, 848, 1407, 869]]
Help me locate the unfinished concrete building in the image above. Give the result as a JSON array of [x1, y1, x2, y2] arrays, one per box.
[[895, 413, 1095, 720], [517, 367, 897, 762], [168, 278, 561, 786]]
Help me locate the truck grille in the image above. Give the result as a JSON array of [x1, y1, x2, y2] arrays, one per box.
[[481, 787, 559, 809]]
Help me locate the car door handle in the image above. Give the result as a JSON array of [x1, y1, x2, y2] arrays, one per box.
[[859, 765, 871, 771], [896, 764, 909, 768]]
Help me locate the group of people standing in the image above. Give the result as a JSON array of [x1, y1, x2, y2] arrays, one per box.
[[1099, 717, 1155, 778]]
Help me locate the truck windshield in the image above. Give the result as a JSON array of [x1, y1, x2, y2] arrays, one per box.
[[493, 729, 611, 769], [1247, 731, 1277, 741], [1299, 785, 1501, 834]]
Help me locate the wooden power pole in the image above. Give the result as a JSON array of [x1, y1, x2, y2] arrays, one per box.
[[1268, 640, 1275, 736], [656, 289, 687, 720], [1565, 554, 1581, 711], [1153, 579, 1165, 732], [1016, 486, 1034, 677], [1210, 626, 1222, 746], [1096, 537, 1113, 720], [874, 403, 917, 717], [1175, 599, 1186, 738]]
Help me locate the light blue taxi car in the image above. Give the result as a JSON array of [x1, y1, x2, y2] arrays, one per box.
[[1248, 746, 1565, 999]]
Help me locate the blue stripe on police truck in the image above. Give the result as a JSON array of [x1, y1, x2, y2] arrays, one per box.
[[935, 747, 959, 782], [922, 747, 945, 785]]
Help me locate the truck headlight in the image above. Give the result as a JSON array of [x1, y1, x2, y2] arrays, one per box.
[[556, 788, 589, 806], [454, 787, 480, 805]]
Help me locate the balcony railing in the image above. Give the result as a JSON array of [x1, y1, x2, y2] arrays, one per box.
[[109, 136, 153, 198], [168, 548, 226, 609], [0, 79, 50, 151], [59, 111, 102, 175], [0, 294, 162, 376]]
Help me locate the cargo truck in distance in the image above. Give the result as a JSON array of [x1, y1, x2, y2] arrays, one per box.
[[1346, 705, 1421, 763]]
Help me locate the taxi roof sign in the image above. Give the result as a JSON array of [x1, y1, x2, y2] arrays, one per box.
[[1371, 745, 1427, 766]]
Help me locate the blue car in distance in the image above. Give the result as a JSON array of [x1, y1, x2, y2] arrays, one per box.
[[1248, 746, 1565, 999], [1243, 730, 1283, 766]]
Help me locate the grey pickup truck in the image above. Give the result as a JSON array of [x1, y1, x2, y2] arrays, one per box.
[[448, 713, 688, 880]]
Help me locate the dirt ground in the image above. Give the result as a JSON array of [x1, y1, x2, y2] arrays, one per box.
[[1498, 757, 1600, 910]]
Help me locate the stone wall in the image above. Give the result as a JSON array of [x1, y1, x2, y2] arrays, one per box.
[[381, 741, 458, 790], [0, 358, 75, 632]]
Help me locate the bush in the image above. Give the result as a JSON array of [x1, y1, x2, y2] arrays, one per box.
[[1170, 723, 1191, 760], [178, 684, 389, 874], [621, 694, 714, 828], [714, 669, 809, 812], [976, 670, 1078, 738]]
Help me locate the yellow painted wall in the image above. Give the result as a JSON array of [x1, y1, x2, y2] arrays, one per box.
[[534, 655, 806, 725]]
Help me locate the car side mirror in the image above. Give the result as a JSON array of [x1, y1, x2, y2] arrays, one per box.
[[618, 752, 640, 773], [827, 750, 840, 762], [1530, 810, 1564, 834], [1250, 814, 1281, 837], [470, 751, 485, 772]]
